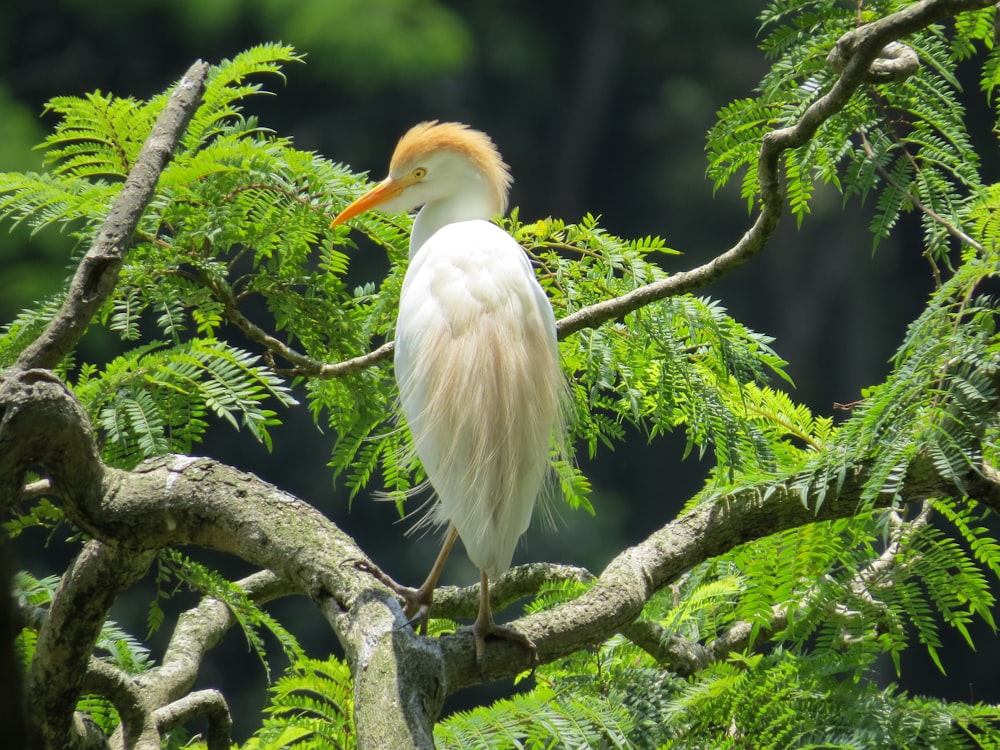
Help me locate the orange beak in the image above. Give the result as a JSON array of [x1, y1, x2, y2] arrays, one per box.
[[330, 177, 407, 228]]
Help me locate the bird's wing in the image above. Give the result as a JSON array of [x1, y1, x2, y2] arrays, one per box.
[[393, 220, 562, 576]]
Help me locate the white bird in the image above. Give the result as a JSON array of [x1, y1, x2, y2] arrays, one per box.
[[331, 121, 565, 667]]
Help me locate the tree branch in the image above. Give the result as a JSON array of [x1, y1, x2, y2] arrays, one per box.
[[619, 507, 935, 674], [80, 572, 289, 750], [428, 562, 594, 620], [15, 60, 209, 371], [2, 351, 993, 746], [137, 570, 293, 705], [27, 540, 155, 750], [82, 659, 149, 750], [153, 690, 232, 750]]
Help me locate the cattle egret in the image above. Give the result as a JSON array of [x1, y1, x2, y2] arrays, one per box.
[[331, 121, 565, 667]]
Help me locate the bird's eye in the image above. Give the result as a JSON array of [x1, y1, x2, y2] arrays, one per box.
[[412, 167, 427, 180]]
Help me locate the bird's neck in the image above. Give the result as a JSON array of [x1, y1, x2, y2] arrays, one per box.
[[409, 180, 504, 257]]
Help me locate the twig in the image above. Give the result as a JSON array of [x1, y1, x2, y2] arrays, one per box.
[[210, 277, 329, 375], [15, 60, 209, 371], [857, 129, 983, 254]]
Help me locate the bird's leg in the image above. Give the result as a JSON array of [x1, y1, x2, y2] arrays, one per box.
[[401, 524, 459, 634], [467, 570, 538, 672], [348, 525, 458, 634]]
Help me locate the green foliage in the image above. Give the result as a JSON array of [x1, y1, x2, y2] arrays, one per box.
[[512, 214, 790, 483], [1, 44, 313, 466], [152, 549, 304, 680], [710, 0, 987, 257], [655, 650, 1000, 749], [436, 688, 632, 749], [243, 656, 355, 750], [76, 339, 296, 467]]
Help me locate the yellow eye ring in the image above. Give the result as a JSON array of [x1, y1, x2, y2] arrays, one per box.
[[412, 167, 427, 180]]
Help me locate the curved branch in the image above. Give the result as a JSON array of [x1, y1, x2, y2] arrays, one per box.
[[153, 690, 232, 750], [27, 540, 155, 750], [429, 562, 594, 620], [82, 659, 150, 750], [16, 60, 209, 371], [137, 570, 294, 705], [828, 41, 922, 81], [89, 572, 290, 750]]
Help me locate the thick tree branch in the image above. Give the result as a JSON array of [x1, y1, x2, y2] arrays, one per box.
[[62, 572, 289, 750], [21, 478, 53, 502], [15, 60, 209, 371], [445, 455, 1000, 690], [0, 370, 104, 521], [5, 360, 981, 687], [620, 507, 935, 674], [2, 352, 994, 746], [27, 540, 155, 750]]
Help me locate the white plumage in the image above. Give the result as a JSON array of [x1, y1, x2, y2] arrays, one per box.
[[395, 219, 561, 577], [332, 121, 564, 666]]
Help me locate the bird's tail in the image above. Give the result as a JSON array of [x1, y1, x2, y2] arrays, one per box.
[[398, 311, 567, 577]]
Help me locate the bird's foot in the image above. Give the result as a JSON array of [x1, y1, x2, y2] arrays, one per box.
[[346, 558, 434, 634], [460, 620, 538, 675]]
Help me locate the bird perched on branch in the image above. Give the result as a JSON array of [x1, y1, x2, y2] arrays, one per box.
[[331, 121, 565, 668]]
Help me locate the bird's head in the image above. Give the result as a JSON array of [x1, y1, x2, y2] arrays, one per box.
[[330, 121, 512, 228]]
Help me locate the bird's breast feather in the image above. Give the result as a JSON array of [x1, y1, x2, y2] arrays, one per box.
[[400, 221, 550, 333]]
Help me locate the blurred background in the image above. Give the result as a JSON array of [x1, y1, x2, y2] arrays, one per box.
[[2, 0, 996, 740]]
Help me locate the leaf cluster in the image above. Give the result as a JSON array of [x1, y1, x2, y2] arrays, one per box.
[[709, 0, 989, 265]]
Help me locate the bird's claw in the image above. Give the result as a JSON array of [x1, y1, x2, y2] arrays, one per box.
[[401, 594, 433, 635], [460, 622, 538, 676], [346, 558, 435, 633]]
